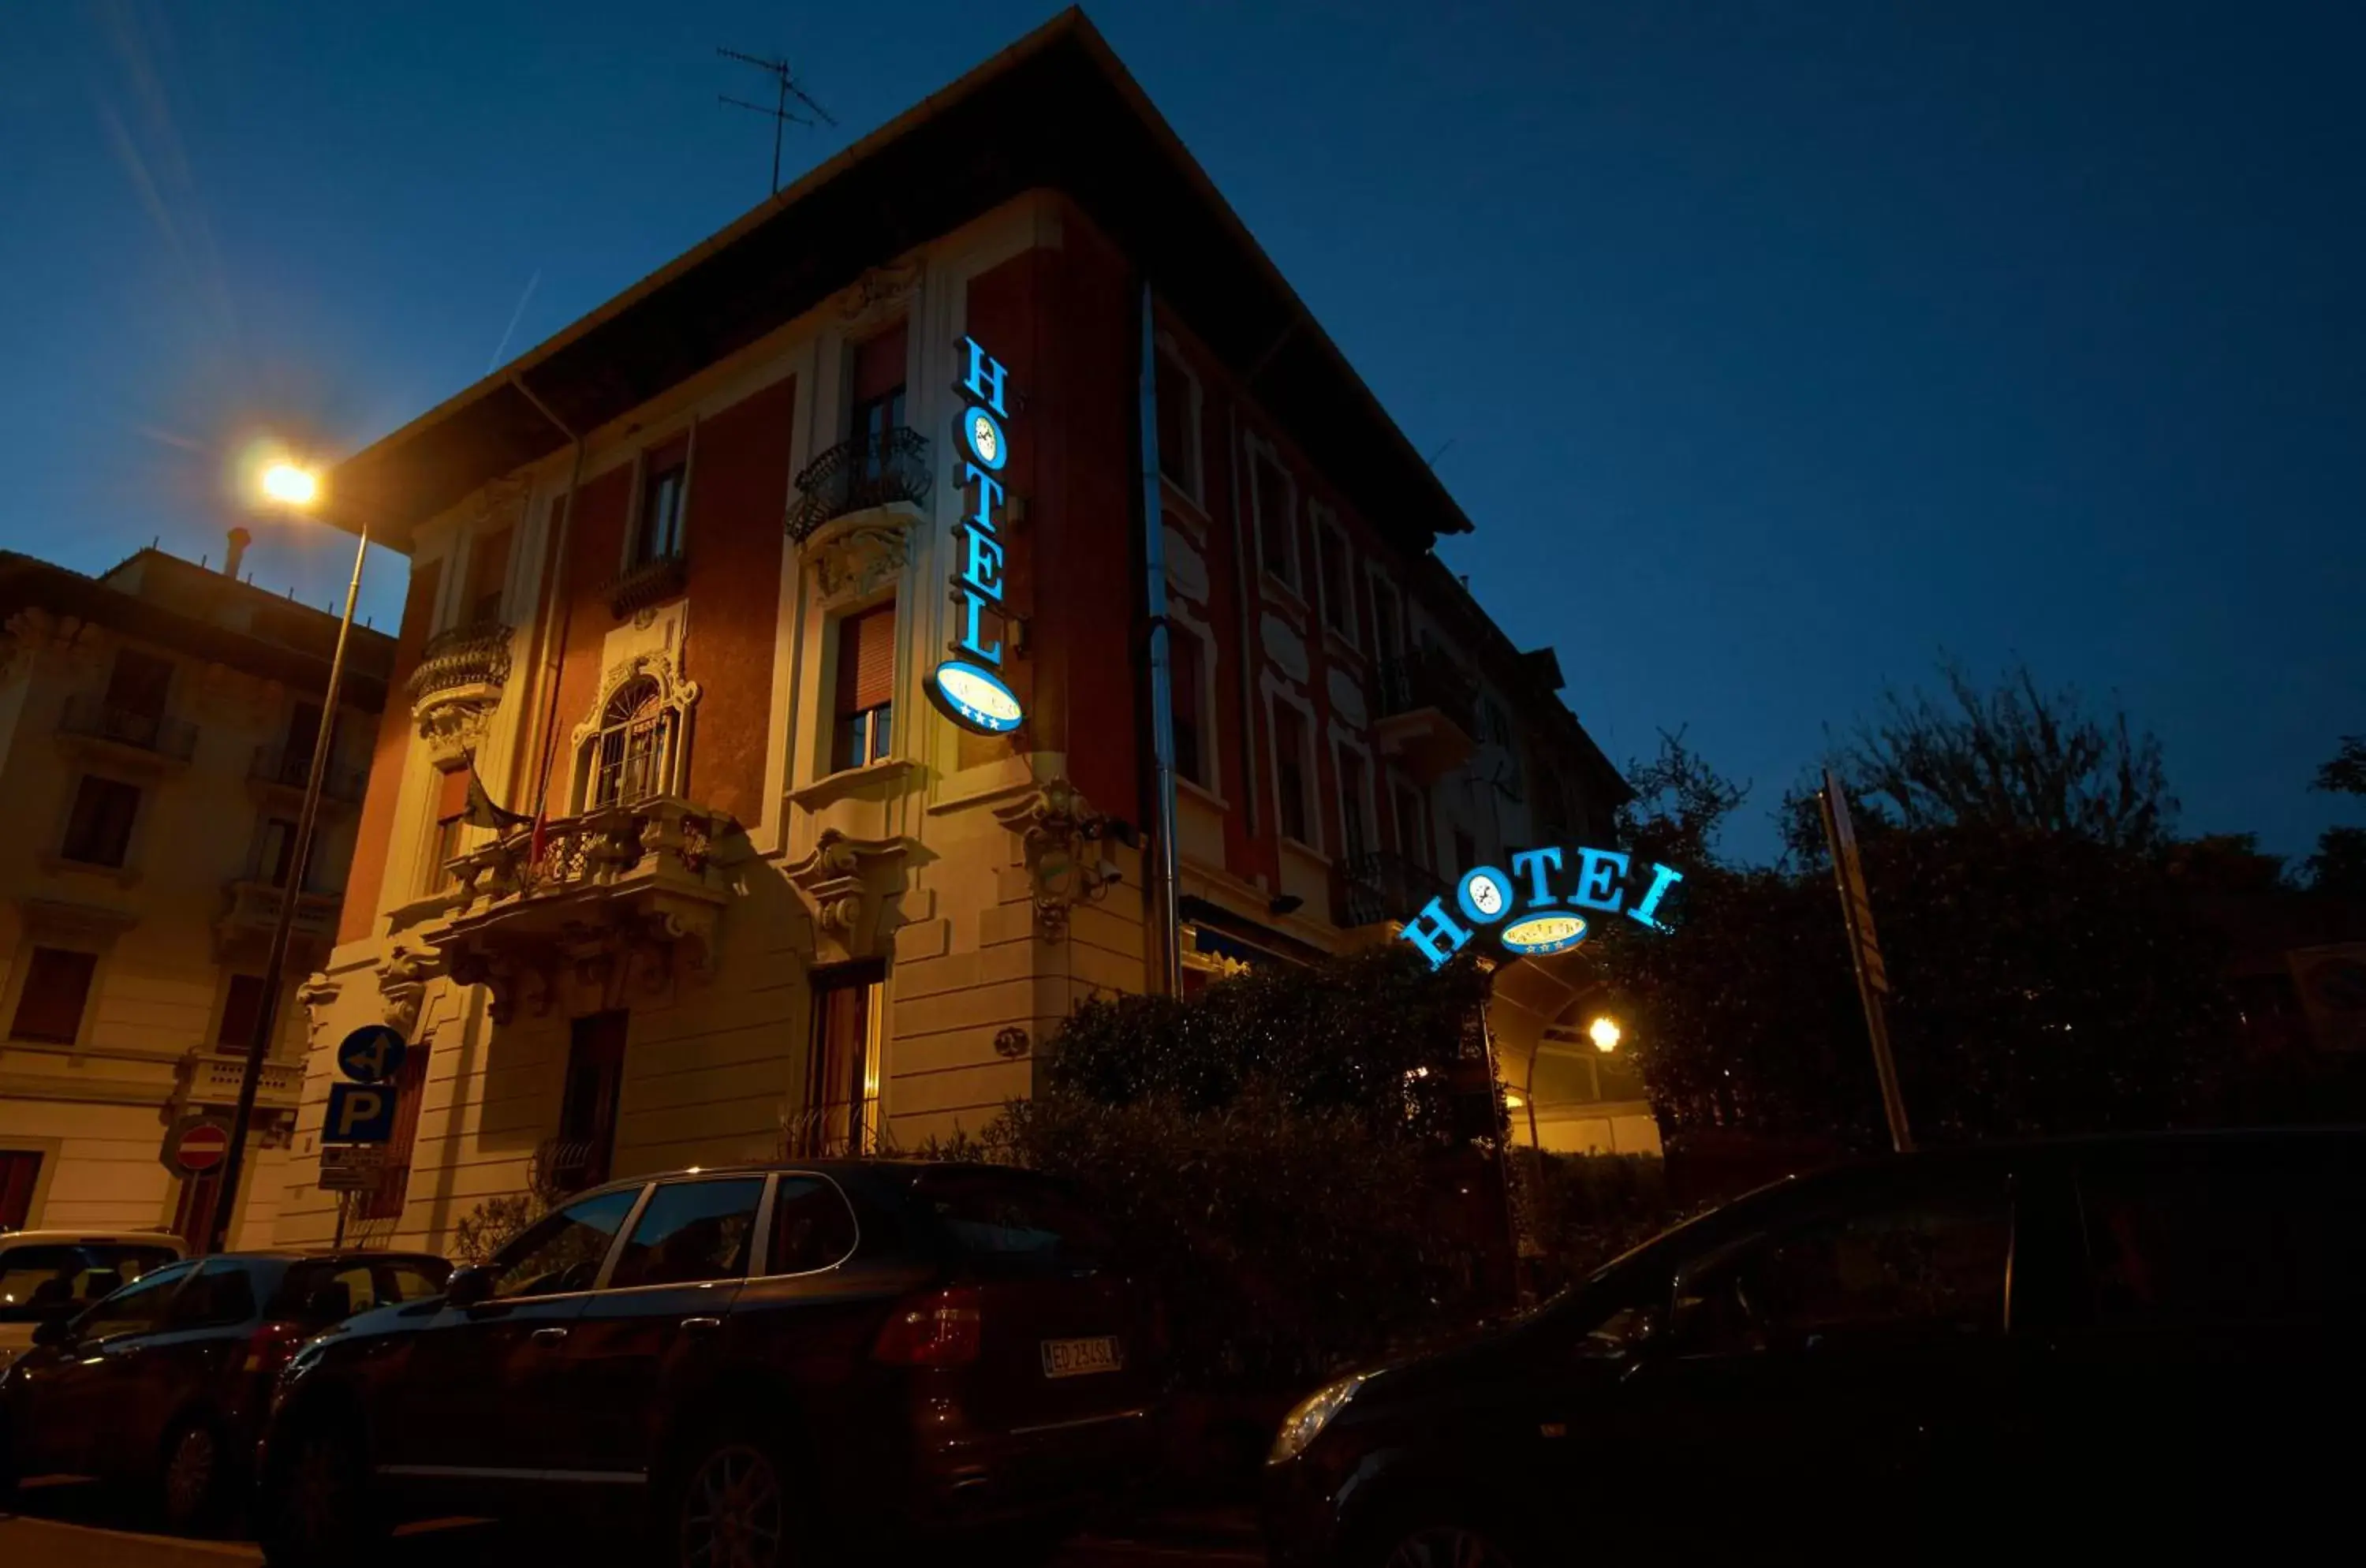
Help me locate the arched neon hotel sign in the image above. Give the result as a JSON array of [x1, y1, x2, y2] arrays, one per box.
[[1400, 846, 1685, 969], [926, 336, 1028, 735]]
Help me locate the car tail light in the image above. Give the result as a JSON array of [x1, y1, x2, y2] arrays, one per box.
[[244, 1320, 308, 1378], [871, 1286, 983, 1366]]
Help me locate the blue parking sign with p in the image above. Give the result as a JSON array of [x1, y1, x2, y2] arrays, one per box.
[[325, 1081, 398, 1144], [337, 1025, 406, 1085]]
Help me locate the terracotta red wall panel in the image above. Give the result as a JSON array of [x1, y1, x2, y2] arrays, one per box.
[[682, 376, 796, 823], [972, 215, 1143, 824], [537, 466, 631, 812]]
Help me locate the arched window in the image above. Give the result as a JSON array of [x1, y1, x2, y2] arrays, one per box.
[[589, 677, 674, 808]]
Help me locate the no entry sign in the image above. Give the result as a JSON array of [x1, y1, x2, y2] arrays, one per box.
[[163, 1117, 232, 1176]]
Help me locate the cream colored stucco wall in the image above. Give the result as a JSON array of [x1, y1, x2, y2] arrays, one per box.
[[0, 605, 368, 1242]]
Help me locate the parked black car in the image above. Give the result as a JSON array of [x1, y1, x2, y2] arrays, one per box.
[[0, 1248, 450, 1529], [1265, 1129, 2366, 1566], [254, 1161, 1162, 1568]]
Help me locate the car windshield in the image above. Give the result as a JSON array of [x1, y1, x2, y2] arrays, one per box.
[[0, 1245, 181, 1323], [913, 1170, 1114, 1273]]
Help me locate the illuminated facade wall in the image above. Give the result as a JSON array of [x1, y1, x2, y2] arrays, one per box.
[[277, 32, 1642, 1251]]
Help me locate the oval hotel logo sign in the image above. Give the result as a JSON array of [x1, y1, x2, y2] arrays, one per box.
[[928, 336, 1028, 736], [1401, 846, 1685, 969], [926, 659, 1024, 734]]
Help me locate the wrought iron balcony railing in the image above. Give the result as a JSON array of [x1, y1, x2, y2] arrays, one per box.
[[1374, 651, 1481, 737], [58, 695, 197, 761], [1333, 850, 1450, 929], [786, 427, 933, 543], [530, 1137, 610, 1204], [407, 620, 513, 705], [220, 879, 342, 942], [599, 553, 687, 620], [444, 795, 722, 909], [250, 744, 369, 804]]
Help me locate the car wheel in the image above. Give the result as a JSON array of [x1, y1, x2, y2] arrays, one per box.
[[159, 1417, 230, 1533], [667, 1432, 793, 1568], [1380, 1524, 1519, 1568], [258, 1422, 382, 1568]]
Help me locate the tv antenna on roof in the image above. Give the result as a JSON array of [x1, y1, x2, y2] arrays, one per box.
[[717, 46, 837, 196]]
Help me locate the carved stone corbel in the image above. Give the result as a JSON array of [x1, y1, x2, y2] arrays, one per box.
[[836, 259, 921, 323], [297, 976, 342, 1049], [804, 512, 912, 606], [417, 698, 495, 769], [376, 944, 439, 1033], [991, 777, 1121, 939], [786, 829, 912, 963]]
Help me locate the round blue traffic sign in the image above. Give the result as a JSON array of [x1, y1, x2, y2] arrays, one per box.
[[337, 1024, 407, 1085]]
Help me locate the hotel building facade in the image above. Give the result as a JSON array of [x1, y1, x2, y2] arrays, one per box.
[[278, 13, 1646, 1253]]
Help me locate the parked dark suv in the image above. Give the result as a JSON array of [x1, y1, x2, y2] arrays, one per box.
[[0, 1249, 450, 1529], [1265, 1129, 2366, 1566], [255, 1162, 1162, 1568]]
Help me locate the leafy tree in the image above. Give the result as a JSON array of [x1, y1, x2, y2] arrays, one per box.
[[2316, 736, 2366, 797], [957, 946, 1508, 1390], [1823, 660, 2175, 850], [1600, 663, 2231, 1150], [2304, 736, 2366, 896], [1617, 727, 1751, 868]]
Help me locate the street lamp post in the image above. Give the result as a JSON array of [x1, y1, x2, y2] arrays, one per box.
[[203, 462, 370, 1255]]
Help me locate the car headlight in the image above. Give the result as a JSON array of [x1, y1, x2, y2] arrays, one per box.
[[1268, 1373, 1367, 1465]]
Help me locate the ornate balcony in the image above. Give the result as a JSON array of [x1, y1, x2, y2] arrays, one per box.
[[1332, 850, 1450, 931], [1374, 651, 1480, 782], [216, 879, 343, 966], [408, 619, 513, 763], [599, 553, 688, 620], [409, 620, 513, 706], [56, 695, 196, 770], [177, 1047, 304, 1113], [785, 427, 932, 543], [434, 796, 737, 1024], [249, 744, 369, 806]]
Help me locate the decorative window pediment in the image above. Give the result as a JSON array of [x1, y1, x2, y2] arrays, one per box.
[[570, 648, 700, 810]]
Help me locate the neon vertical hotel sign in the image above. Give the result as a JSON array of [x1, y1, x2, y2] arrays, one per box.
[[1400, 845, 1685, 969], [926, 335, 1027, 735]]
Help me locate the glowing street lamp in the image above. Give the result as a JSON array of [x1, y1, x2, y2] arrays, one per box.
[[205, 451, 370, 1254], [1588, 1016, 1622, 1054], [259, 461, 320, 507]]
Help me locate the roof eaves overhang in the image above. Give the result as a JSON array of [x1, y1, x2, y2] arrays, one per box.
[[327, 9, 1473, 561]]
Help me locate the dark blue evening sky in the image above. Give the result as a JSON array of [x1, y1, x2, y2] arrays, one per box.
[[4, 2, 2360, 863]]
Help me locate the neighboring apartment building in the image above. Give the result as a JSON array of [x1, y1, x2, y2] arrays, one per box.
[[279, 12, 1641, 1253], [0, 541, 390, 1244]]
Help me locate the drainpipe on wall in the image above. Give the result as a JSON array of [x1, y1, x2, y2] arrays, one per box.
[[509, 373, 587, 823], [1137, 282, 1184, 997], [1224, 401, 1258, 840]]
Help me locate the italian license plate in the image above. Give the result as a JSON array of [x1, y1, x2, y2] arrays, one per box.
[[1040, 1335, 1125, 1379]]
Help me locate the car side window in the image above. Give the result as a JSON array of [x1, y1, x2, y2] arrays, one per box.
[[607, 1178, 765, 1290], [379, 1261, 450, 1304], [1673, 1182, 2012, 1357], [2079, 1147, 2365, 1329], [767, 1176, 859, 1275], [488, 1189, 641, 1299], [73, 1260, 198, 1341], [166, 1260, 259, 1330]]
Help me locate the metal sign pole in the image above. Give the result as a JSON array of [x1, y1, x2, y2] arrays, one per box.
[[205, 517, 371, 1253], [1819, 773, 1913, 1154]]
